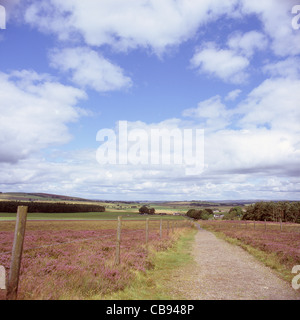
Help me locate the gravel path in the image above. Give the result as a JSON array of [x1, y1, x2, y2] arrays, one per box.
[[167, 226, 300, 300]]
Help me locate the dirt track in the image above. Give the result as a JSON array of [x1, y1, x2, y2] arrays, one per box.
[[167, 226, 300, 300]]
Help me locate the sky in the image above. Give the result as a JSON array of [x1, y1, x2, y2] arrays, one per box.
[[0, 0, 300, 201]]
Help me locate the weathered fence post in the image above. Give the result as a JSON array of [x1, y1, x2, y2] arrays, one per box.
[[145, 218, 149, 247], [167, 220, 169, 236], [6, 206, 28, 300], [160, 219, 162, 239], [280, 219, 282, 232], [264, 219, 267, 231], [115, 216, 122, 265]]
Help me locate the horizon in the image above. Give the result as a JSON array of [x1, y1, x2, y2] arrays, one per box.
[[0, 191, 299, 204]]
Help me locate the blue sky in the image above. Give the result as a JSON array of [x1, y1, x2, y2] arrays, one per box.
[[0, 0, 300, 201]]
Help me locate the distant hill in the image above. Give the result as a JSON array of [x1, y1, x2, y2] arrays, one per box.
[[0, 192, 90, 202]]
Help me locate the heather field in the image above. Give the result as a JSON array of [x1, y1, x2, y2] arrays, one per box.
[[0, 219, 190, 300], [200, 220, 300, 281]]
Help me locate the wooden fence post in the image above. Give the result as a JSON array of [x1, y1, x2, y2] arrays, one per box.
[[160, 219, 162, 239], [264, 219, 267, 231], [280, 219, 282, 232], [167, 220, 169, 236], [6, 206, 28, 300], [145, 218, 149, 247], [115, 216, 122, 265]]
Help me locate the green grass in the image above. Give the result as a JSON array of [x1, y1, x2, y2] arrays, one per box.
[[93, 228, 197, 300], [0, 211, 187, 221]]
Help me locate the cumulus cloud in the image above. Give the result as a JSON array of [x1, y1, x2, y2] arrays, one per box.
[[2, 75, 299, 200], [22, 0, 300, 57], [180, 78, 300, 181], [0, 70, 86, 163], [87, 77, 300, 198], [3, 0, 300, 200], [225, 89, 242, 101], [241, 0, 300, 56], [49, 47, 132, 92], [227, 30, 268, 57], [24, 0, 240, 54], [236, 78, 300, 133], [263, 57, 300, 79], [190, 43, 250, 84], [182, 95, 230, 131]]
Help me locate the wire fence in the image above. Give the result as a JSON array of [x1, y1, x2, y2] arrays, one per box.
[[0, 208, 194, 299], [202, 219, 300, 233]]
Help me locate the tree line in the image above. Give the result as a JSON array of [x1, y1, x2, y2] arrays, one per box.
[[242, 201, 300, 223], [185, 201, 300, 223], [0, 201, 105, 213]]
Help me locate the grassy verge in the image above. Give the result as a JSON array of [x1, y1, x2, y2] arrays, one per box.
[[201, 224, 295, 283], [92, 228, 197, 300]]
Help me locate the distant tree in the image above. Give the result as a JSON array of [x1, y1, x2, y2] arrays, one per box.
[[186, 209, 212, 220], [204, 208, 214, 215], [139, 206, 155, 215], [200, 209, 213, 220], [227, 206, 243, 219], [148, 208, 155, 215], [139, 205, 149, 214]]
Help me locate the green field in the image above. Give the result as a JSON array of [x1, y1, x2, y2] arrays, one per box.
[[0, 211, 186, 221]]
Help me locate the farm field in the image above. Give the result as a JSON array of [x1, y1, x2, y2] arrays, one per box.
[[200, 220, 300, 282], [0, 192, 250, 215], [0, 218, 192, 300], [0, 211, 186, 221]]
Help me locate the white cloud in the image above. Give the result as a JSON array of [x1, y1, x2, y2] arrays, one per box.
[[182, 95, 230, 131], [227, 30, 268, 57], [49, 47, 132, 92], [190, 43, 249, 84], [263, 57, 300, 79], [2, 108, 299, 200], [225, 89, 242, 101], [1, 74, 300, 200], [24, 0, 240, 54], [180, 78, 300, 181], [241, 0, 300, 56], [3, 0, 300, 200], [236, 78, 300, 133], [0, 70, 86, 163]]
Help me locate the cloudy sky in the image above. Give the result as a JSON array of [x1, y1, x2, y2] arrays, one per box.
[[0, 0, 300, 201]]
